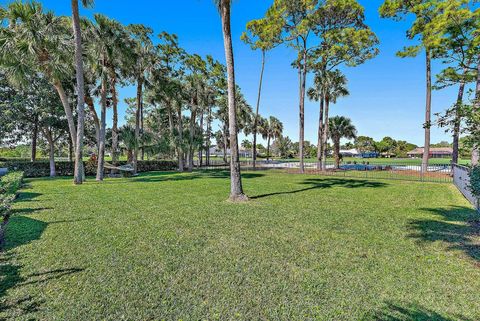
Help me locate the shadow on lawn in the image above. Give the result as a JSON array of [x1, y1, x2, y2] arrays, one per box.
[[408, 205, 480, 263], [251, 178, 388, 199], [0, 252, 84, 319], [371, 302, 473, 321], [130, 170, 265, 183]]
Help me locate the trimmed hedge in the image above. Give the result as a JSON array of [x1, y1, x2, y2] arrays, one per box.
[[0, 160, 178, 178]]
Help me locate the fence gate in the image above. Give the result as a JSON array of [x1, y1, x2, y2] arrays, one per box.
[[452, 164, 479, 211]]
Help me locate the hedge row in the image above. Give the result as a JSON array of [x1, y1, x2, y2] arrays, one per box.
[[0, 160, 178, 178], [1, 172, 24, 249]]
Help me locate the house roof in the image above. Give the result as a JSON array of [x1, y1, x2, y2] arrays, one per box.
[[407, 147, 453, 155]]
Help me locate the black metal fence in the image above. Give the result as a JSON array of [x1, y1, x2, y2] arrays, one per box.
[[195, 159, 453, 183]]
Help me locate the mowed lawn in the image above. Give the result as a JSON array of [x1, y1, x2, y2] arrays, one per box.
[[1, 171, 480, 320]]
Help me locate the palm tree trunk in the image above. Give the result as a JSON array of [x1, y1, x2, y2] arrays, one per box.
[[267, 136, 271, 161], [223, 126, 228, 164], [188, 105, 197, 171], [140, 97, 145, 160], [452, 79, 466, 165], [71, 0, 86, 184], [206, 105, 212, 166], [53, 80, 76, 149], [321, 96, 330, 171], [334, 140, 341, 169], [133, 77, 143, 174], [199, 111, 204, 167], [68, 133, 73, 162], [96, 73, 107, 181], [421, 50, 432, 174], [253, 50, 266, 169], [220, 1, 246, 201], [31, 114, 38, 162], [317, 97, 324, 170], [298, 46, 307, 174], [43, 129, 56, 177], [111, 72, 119, 170], [86, 94, 100, 154], [177, 103, 184, 172]]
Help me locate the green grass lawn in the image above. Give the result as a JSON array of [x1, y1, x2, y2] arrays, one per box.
[[2, 171, 480, 320]]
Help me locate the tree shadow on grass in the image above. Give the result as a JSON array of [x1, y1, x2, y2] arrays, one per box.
[[370, 301, 473, 321], [251, 178, 388, 199], [13, 192, 42, 203], [408, 206, 480, 263], [130, 170, 265, 183], [0, 214, 84, 319]]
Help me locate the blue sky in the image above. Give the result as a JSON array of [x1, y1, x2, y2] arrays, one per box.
[[3, 0, 468, 146]]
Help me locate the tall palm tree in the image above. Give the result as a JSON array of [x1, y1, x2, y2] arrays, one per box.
[[320, 70, 349, 171], [213, 0, 247, 201], [329, 116, 357, 169], [71, 0, 93, 184], [307, 73, 325, 170], [126, 24, 155, 174], [260, 116, 283, 161], [0, 2, 76, 159]]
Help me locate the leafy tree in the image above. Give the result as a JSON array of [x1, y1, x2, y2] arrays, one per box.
[[380, 0, 444, 173], [329, 116, 357, 168], [355, 136, 376, 153], [241, 8, 282, 168]]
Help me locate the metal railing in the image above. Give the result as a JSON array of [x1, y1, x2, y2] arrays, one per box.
[[195, 159, 453, 183], [452, 164, 479, 211]]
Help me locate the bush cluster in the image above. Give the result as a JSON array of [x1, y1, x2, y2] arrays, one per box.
[[469, 165, 480, 197], [0, 160, 177, 178], [0, 171, 24, 249]]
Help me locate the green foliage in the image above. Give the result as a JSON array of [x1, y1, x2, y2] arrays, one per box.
[[0, 171, 23, 195], [469, 165, 480, 197], [1, 161, 177, 178], [0, 171, 23, 227]]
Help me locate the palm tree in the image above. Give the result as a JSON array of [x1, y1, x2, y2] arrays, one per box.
[[260, 116, 283, 161], [71, 0, 93, 184], [329, 116, 357, 169], [0, 2, 76, 161], [126, 24, 155, 174], [120, 125, 137, 163], [213, 0, 247, 201], [320, 70, 349, 171], [307, 73, 325, 170]]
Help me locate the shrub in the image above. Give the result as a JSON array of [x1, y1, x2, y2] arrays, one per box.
[[1, 160, 177, 178], [0, 171, 24, 249], [469, 165, 480, 197]]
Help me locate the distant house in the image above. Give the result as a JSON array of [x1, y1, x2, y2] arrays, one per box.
[[339, 149, 359, 157], [407, 147, 453, 159], [208, 145, 252, 158]]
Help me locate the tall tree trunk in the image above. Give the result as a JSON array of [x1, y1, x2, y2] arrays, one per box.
[[111, 73, 119, 170], [317, 97, 324, 170], [188, 105, 197, 172], [334, 140, 340, 169], [206, 105, 212, 166], [253, 50, 266, 169], [96, 73, 107, 181], [198, 111, 204, 167], [31, 114, 38, 162], [321, 96, 330, 171], [86, 94, 100, 153], [140, 97, 145, 161], [267, 136, 271, 161], [472, 58, 480, 166], [68, 133, 73, 162], [421, 50, 432, 174], [452, 79, 466, 165], [298, 47, 307, 174], [71, 0, 86, 184], [223, 125, 228, 164], [43, 129, 56, 177], [177, 103, 184, 172], [53, 81, 76, 149], [220, 1, 246, 201], [133, 77, 143, 174]]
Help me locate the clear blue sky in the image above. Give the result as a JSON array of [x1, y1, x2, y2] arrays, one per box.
[[3, 0, 466, 146]]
